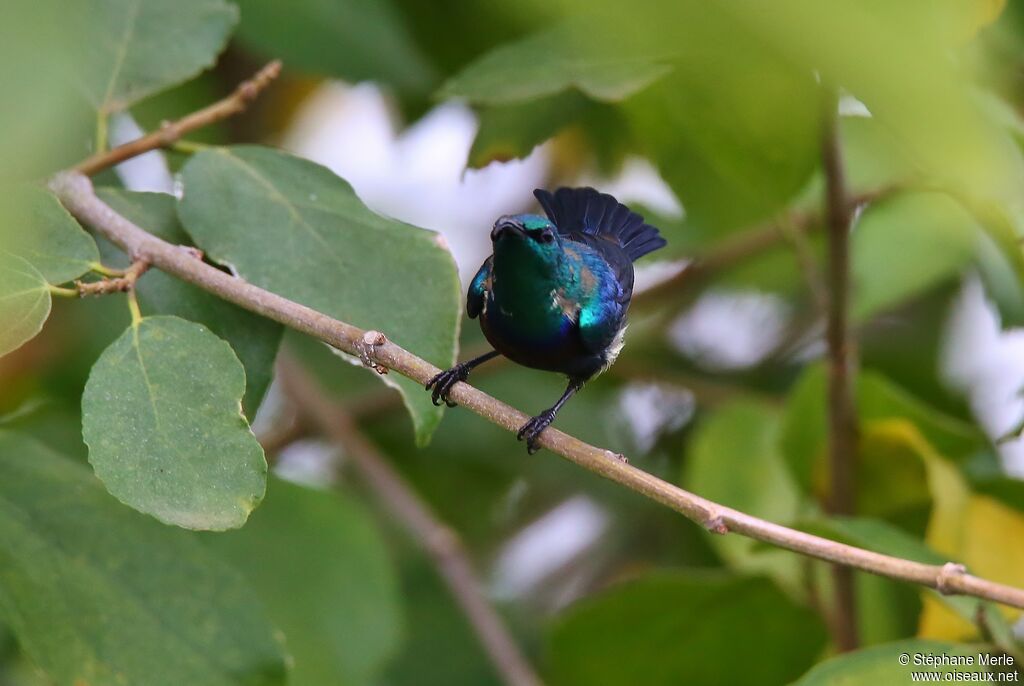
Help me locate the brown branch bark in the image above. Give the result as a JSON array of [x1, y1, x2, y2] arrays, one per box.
[[821, 91, 860, 651], [50, 169, 1024, 614], [276, 357, 543, 686], [72, 61, 282, 177]]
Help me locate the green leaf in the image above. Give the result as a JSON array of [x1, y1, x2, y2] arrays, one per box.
[[69, 0, 238, 113], [973, 476, 1024, 515], [826, 517, 1019, 653], [818, 517, 978, 621], [854, 570, 923, 647], [728, 1, 1024, 206], [811, 440, 1021, 652], [857, 377, 984, 461], [624, 49, 819, 232], [548, 572, 827, 686], [791, 639, 994, 684], [0, 430, 286, 686], [683, 402, 806, 593], [469, 91, 590, 168], [206, 478, 402, 686], [381, 555, 501, 686], [854, 421, 938, 529], [0, 187, 99, 284], [440, 23, 673, 105], [840, 115, 922, 195], [82, 316, 267, 530], [852, 192, 979, 321], [0, 254, 51, 359], [446, 9, 820, 231], [95, 188, 282, 417], [780, 365, 985, 493], [444, 10, 825, 225], [975, 222, 1024, 328], [0, 3, 95, 179], [714, 232, 825, 297], [233, 0, 435, 98], [392, 0, 551, 88], [177, 145, 461, 445]]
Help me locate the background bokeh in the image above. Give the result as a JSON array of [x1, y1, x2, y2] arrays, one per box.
[[4, 0, 1024, 684]]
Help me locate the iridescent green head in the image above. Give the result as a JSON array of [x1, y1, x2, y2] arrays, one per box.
[[491, 214, 562, 273], [491, 214, 556, 240], [491, 213, 561, 264]]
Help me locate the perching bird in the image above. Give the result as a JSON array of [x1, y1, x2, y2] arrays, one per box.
[[426, 187, 667, 453]]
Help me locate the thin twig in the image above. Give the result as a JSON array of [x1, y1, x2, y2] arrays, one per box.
[[634, 223, 790, 308], [75, 258, 149, 297], [635, 188, 888, 309], [821, 90, 860, 651], [72, 61, 282, 177], [277, 357, 543, 686], [777, 213, 828, 314], [50, 170, 1024, 612], [257, 416, 307, 463]]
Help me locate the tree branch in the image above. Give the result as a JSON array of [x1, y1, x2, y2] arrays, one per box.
[[72, 60, 282, 177], [634, 220, 793, 308], [821, 90, 860, 651], [50, 169, 1024, 613], [277, 357, 542, 686], [635, 187, 887, 309]]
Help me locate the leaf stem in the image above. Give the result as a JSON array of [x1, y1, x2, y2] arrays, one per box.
[[50, 168, 1024, 613], [126, 288, 142, 327], [170, 139, 212, 155], [47, 284, 79, 298], [89, 261, 127, 278], [95, 112, 108, 155]]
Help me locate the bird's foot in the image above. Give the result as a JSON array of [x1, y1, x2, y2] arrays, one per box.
[[517, 410, 556, 454], [425, 363, 471, 407]]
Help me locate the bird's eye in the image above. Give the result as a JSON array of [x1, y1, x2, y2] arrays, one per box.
[[539, 230, 554, 244]]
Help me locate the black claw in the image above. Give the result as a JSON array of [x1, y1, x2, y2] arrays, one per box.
[[425, 364, 469, 407], [516, 410, 556, 454]]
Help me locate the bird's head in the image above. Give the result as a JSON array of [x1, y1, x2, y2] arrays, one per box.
[[490, 214, 561, 270]]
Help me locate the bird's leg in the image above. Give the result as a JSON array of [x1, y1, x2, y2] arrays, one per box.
[[425, 350, 501, 407], [517, 378, 584, 454]]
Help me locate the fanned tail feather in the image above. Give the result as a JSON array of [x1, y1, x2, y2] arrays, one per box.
[[534, 187, 666, 262]]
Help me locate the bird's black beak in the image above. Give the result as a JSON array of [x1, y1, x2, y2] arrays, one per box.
[[491, 216, 526, 242]]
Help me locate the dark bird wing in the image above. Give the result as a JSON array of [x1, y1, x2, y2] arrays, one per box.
[[534, 187, 667, 262], [566, 233, 634, 307]]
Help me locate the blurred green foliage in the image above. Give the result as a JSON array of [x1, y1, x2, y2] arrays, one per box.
[[3, 0, 1024, 684]]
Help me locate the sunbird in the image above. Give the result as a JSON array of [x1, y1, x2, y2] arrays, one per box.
[[426, 187, 666, 453]]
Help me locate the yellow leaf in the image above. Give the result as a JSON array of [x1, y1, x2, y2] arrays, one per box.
[[920, 440, 972, 559], [968, 0, 1006, 33], [919, 595, 977, 642], [856, 420, 931, 521], [961, 496, 1024, 596], [861, 420, 1023, 639], [920, 492, 1024, 639]]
